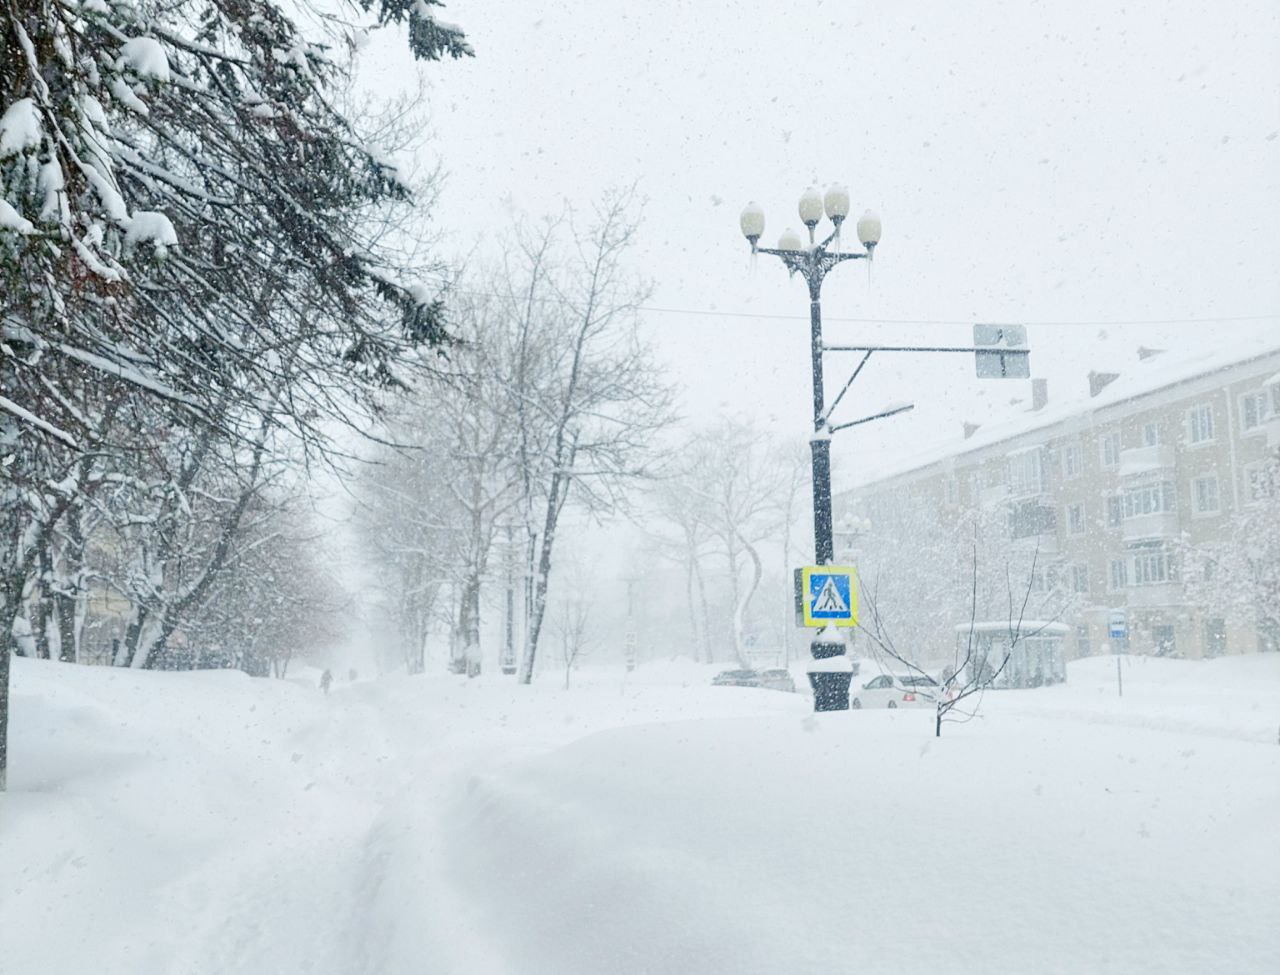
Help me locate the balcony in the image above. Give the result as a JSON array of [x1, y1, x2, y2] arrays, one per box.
[[980, 484, 1010, 509], [1126, 583, 1183, 609], [1008, 499, 1057, 540], [1122, 511, 1180, 542], [1119, 444, 1175, 478]]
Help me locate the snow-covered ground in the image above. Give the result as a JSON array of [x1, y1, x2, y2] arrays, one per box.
[[3, 653, 1278, 974]]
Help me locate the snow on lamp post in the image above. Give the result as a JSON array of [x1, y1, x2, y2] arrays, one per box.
[[738, 185, 881, 711]]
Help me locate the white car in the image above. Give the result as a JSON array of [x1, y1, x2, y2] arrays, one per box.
[[849, 673, 940, 709]]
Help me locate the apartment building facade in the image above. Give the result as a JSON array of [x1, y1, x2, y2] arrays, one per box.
[[840, 345, 1280, 660]]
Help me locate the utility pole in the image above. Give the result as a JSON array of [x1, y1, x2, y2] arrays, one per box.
[[739, 187, 1029, 713], [623, 575, 638, 671], [739, 186, 879, 711]]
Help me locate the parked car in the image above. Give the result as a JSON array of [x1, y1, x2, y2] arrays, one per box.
[[712, 669, 762, 688], [755, 668, 797, 693], [850, 673, 940, 709], [711, 668, 796, 693]]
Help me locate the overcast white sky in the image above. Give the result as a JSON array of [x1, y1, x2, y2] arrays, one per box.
[[358, 0, 1280, 466], [343, 0, 1280, 660]]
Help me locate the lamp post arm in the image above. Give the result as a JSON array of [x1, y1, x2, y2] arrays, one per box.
[[753, 247, 869, 263], [820, 350, 873, 427], [828, 402, 915, 434]]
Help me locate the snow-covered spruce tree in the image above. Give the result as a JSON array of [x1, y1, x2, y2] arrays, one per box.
[[1, 0, 468, 786]]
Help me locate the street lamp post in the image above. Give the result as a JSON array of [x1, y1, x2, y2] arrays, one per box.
[[740, 186, 881, 710]]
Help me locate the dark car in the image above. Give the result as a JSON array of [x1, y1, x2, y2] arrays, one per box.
[[755, 668, 797, 693], [711, 668, 796, 693], [712, 669, 762, 688]]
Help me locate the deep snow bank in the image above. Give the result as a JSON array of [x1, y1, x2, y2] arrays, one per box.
[[0, 658, 400, 975], [3, 653, 1278, 975], [388, 655, 1280, 974]]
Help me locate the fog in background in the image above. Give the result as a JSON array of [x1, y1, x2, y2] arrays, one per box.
[[330, 0, 1280, 672]]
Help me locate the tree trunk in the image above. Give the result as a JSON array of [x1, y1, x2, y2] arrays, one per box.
[[460, 574, 481, 677], [0, 636, 9, 791], [520, 472, 567, 684], [692, 555, 714, 664], [52, 592, 75, 662], [726, 540, 744, 665], [683, 553, 700, 661], [733, 537, 764, 667]]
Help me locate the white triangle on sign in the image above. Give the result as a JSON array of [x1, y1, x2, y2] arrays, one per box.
[[813, 576, 848, 613]]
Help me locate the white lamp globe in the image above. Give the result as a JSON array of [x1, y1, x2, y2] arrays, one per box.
[[823, 183, 850, 222], [856, 209, 882, 248], [778, 227, 804, 252], [739, 202, 765, 241], [798, 187, 824, 227]]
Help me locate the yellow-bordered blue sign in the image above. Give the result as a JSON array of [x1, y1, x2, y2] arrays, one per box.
[[800, 565, 858, 628]]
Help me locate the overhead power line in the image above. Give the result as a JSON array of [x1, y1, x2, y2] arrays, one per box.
[[437, 282, 1277, 328], [635, 308, 1280, 328]]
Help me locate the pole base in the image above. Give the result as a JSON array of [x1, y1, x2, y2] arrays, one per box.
[[808, 633, 851, 711], [809, 671, 852, 711]]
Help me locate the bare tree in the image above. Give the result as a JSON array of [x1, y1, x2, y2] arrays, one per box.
[[553, 596, 593, 690], [644, 474, 716, 663], [515, 191, 676, 683], [645, 421, 795, 665], [857, 538, 1059, 737]]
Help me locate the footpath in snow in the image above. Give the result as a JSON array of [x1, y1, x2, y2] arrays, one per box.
[[2, 654, 1278, 974]]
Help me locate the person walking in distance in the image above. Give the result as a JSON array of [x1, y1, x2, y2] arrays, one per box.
[[319, 669, 333, 695]]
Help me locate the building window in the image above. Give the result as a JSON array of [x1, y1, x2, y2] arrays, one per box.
[[1101, 432, 1121, 468], [1244, 462, 1276, 503], [1109, 559, 1128, 590], [1106, 495, 1123, 527], [1062, 443, 1082, 479], [1240, 391, 1272, 432], [1152, 624, 1176, 656], [1131, 544, 1175, 586], [1193, 475, 1219, 514], [1203, 618, 1226, 658], [1008, 449, 1045, 496], [1187, 403, 1215, 444], [1067, 503, 1085, 534], [1142, 422, 1161, 446], [1071, 564, 1089, 593], [1122, 481, 1175, 518]]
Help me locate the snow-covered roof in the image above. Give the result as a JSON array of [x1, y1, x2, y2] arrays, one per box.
[[954, 621, 1072, 635], [849, 333, 1280, 490]]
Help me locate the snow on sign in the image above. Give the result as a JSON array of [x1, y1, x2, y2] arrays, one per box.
[[799, 565, 858, 628]]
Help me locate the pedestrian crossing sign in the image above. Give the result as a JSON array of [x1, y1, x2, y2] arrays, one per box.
[[799, 565, 858, 628]]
